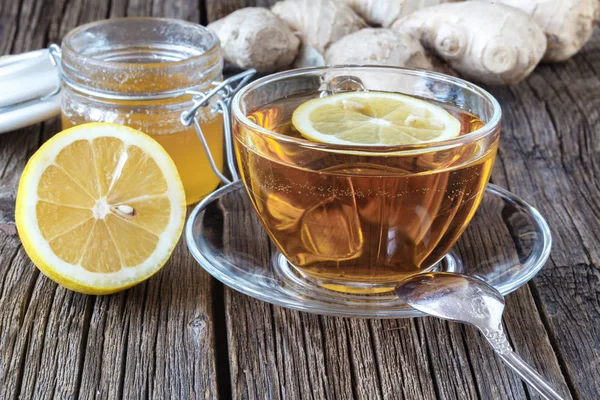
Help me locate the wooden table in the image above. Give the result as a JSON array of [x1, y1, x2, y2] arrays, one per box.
[[1, 1, 599, 399]]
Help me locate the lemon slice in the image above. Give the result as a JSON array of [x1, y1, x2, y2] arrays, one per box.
[[292, 91, 461, 146], [15, 123, 186, 294]]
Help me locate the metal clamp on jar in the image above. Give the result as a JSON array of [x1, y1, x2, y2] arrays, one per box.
[[0, 18, 255, 204]]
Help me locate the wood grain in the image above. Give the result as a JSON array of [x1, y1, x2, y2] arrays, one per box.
[[220, 185, 570, 400], [205, 0, 278, 22], [0, 1, 219, 399], [1, 0, 599, 399], [76, 239, 218, 400], [488, 37, 600, 397]]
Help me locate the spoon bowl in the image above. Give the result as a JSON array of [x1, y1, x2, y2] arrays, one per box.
[[396, 272, 565, 400], [395, 272, 505, 333]]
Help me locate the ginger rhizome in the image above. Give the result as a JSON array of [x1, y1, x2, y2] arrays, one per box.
[[393, 1, 547, 84], [272, 0, 366, 67], [338, 0, 403, 27], [206, 0, 596, 85], [484, 0, 600, 62], [326, 28, 434, 70], [337, 0, 461, 27], [207, 8, 300, 72]]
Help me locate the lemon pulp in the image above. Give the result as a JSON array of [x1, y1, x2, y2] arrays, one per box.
[[292, 91, 461, 146], [15, 123, 186, 294]]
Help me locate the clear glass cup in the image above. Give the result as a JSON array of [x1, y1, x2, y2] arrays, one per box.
[[185, 179, 551, 317], [60, 18, 224, 205], [232, 66, 501, 294]]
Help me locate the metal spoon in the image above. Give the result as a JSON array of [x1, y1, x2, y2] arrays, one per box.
[[395, 272, 565, 400]]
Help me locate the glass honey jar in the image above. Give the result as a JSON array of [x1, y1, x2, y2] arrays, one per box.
[[59, 18, 224, 204]]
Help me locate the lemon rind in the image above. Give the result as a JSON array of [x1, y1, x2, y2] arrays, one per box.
[[15, 123, 186, 294]]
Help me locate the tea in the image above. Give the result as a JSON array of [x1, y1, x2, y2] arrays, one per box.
[[235, 92, 498, 293]]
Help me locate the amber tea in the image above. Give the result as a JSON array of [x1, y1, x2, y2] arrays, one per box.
[[234, 90, 499, 293]]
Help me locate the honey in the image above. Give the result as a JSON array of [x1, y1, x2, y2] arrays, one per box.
[[149, 118, 223, 204], [59, 18, 224, 204], [61, 104, 223, 204]]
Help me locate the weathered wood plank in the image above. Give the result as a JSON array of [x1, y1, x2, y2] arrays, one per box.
[[111, 0, 202, 20], [0, 231, 88, 400], [369, 319, 438, 400], [76, 239, 219, 400], [0, 0, 23, 54], [487, 30, 600, 397], [0, 1, 221, 399], [219, 185, 566, 399], [206, 0, 278, 22], [0, 125, 39, 236], [502, 286, 573, 400], [2, 1, 599, 399]]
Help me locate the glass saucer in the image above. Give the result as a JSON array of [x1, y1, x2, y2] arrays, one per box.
[[186, 181, 551, 318]]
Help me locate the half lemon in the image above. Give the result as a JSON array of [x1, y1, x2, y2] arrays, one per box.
[[292, 91, 461, 146], [15, 123, 186, 294]]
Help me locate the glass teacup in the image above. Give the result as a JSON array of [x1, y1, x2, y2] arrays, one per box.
[[232, 66, 501, 294]]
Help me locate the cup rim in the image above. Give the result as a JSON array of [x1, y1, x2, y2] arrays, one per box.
[[61, 17, 221, 70], [231, 65, 502, 154]]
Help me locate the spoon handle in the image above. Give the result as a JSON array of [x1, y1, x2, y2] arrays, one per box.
[[481, 326, 564, 399], [498, 351, 565, 400]]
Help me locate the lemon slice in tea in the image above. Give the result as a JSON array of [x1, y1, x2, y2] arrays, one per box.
[[292, 91, 461, 146], [15, 123, 186, 295]]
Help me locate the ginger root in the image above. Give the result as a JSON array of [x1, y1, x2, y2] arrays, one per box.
[[484, 0, 600, 62], [338, 0, 403, 27], [336, 0, 461, 27], [204, 0, 591, 86], [393, 1, 547, 84], [326, 28, 434, 70], [207, 8, 300, 73], [272, 0, 366, 54], [399, 0, 461, 17]]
